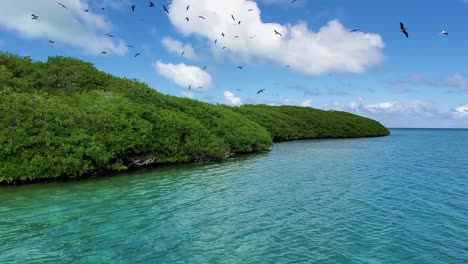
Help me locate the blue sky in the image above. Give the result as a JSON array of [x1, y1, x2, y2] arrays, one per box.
[[1, 0, 468, 128]]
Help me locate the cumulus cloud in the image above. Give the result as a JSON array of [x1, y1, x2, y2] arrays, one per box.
[[161, 37, 197, 59], [154, 61, 213, 89], [223, 91, 241, 105], [167, 0, 384, 75], [302, 99, 313, 107], [0, 0, 127, 55], [327, 98, 468, 128], [452, 104, 468, 118]]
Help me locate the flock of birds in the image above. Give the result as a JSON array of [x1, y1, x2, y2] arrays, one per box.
[[29, 1, 450, 96]]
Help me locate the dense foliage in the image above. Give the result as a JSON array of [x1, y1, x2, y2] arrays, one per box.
[[0, 53, 388, 183]]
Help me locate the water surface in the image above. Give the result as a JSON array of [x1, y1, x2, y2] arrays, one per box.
[[1, 129, 467, 263]]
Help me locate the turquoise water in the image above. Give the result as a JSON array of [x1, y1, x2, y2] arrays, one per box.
[[1, 129, 468, 263]]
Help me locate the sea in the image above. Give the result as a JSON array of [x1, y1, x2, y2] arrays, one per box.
[[1, 128, 467, 263]]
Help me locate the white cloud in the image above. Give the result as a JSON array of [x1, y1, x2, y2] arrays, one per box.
[[166, 0, 384, 75], [0, 0, 127, 55], [161, 37, 197, 59], [442, 73, 468, 92], [154, 61, 213, 89], [302, 99, 313, 107], [224, 91, 241, 105], [452, 104, 468, 118]]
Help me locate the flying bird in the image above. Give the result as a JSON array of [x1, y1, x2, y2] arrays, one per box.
[[58, 2, 67, 9], [149, 1, 155, 7], [248, 9, 254, 11], [221, 32, 225, 37], [214, 39, 218, 44], [237, 66, 244, 69], [125, 45, 135, 48], [31, 14, 39, 20], [257, 89, 266, 94], [84, 9, 89, 12], [234, 36, 239, 38], [131, 5, 135, 12], [100, 51, 107, 55], [186, 17, 189, 22], [48, 40, 55, 44], [203, 66, 207, 70], [163, 5, 169, 14], [134, 53, 140, 57], [274, 30, 282, 36], [199, 16, 205, 19], [400, 22, 408, 38], [291, 0, 297, 3], [285, 65, 290, 67], [188, 85, 192, 90], [105, 34, 115, 38], [231, 14, 236, 21], [101, 7, 105, 10], [222, 46, 227, 49], [181, 51, 185, 56], [249, 35, 256, 38], [440, 29, 448, 35], [186, 5, 190, 11], [350, 29, 359, 32]]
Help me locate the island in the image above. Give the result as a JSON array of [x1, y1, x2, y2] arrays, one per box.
[[0, 52, 389, 184]]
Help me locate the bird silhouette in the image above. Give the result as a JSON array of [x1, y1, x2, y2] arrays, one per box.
[[125, 45, 135, 48], [400, 22, 409, 38], [274, 30, 282, 36], [440, 29, 448, 35], [31, 14, 39, 20], [58, 2, 67, 9], [199, 16, 205, 19], [105, 34, 115, 38], [249, 35, 256, 38], [134, 53, 140, 57], [84, 9, 89, 12], [222, 46, 227, 49], [186, 17, 189, 22], [221, 32, 225, 37], [231, 14, 236, 21], [181, 51, 185, 56], [350, 29, 359, 32], [188, 85, 192, 90], [285, 65, 290, 67], [237, 66, 244, 69], [149, 1, 155, 7], [291, 0, 297, 3], [49, 40, 55, 44], [203, 66, 207, 70], [214, 39, 218, 44], [257, 89, 266, 94], [163, 5, 169, 14], [187, 5, 190, 11], [234, 36, 239, 38], [100, 51, 107, 55], [131, 5, 135, 12], [248, 9, 254, 11]]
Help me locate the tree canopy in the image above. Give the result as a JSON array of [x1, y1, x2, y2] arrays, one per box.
[[0, 52, 389, 184]]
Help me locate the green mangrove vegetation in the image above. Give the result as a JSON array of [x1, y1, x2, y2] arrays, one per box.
[[0, 53, 389, 184]]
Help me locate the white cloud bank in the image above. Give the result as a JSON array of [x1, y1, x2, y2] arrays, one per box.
[[452, 104, 468, 118], [0, 0, 127, 55], [167, 0, 384, 75], [302, 99, 313, 107], [224, 91, 241, 105], [161, 37, 197, 59], [154, 61, 213, 89]]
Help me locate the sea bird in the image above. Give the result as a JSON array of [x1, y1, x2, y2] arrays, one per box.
[[125, 45, 135, 48], [31, 14, 39, 20], [186, 17, 189, 22], [49, 40, 55, 44], [186, 5, 190, 11], [199, 16, 205, 19], [131, 5, 135, 12], [350, 29, 359, 32], [231, 14, 236, 21], [58, 2, 67, 9], [134, 53, 140, 57], [163, 5, 169, 14], [274, 29, 282, 36], [149, 1, 155, 7], [105, 34, 115, 38], [84, 9, 89, 12], [257, 89, 266, 94], [440, 29, 448, 35], [400, 22, 409, 38], [237, 66, 244, 69]]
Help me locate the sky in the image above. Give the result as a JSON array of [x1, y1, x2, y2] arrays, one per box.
[[1, 0, 468, 128]]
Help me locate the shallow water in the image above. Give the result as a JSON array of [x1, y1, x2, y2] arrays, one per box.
[[1, 129, 467, 263]]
